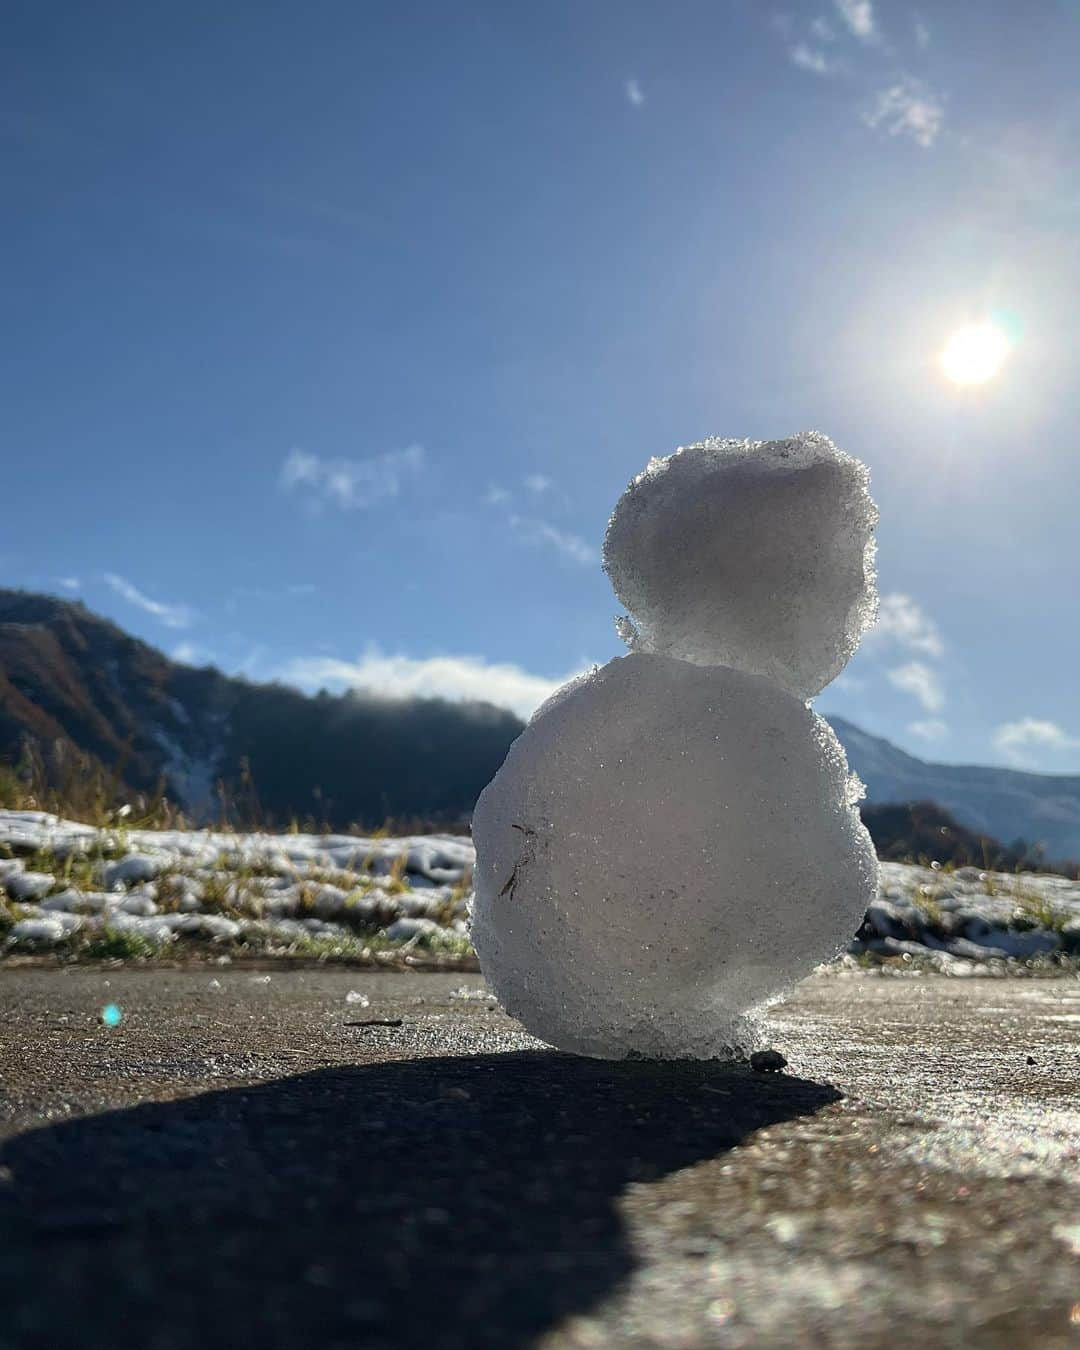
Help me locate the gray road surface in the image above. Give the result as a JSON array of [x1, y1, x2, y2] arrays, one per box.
[[0, 967, 1076, 1349]]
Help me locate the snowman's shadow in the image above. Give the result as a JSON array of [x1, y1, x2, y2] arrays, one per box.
[[0, 1051, 839, 1349]]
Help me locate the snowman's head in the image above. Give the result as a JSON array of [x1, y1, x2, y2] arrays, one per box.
[[602, 432, 878, 701]]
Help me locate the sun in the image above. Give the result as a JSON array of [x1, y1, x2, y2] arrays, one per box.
[[939, 322, 1011, 385]]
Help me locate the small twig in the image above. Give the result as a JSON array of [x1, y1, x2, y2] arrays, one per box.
[[344, 1018, 404, 1028]]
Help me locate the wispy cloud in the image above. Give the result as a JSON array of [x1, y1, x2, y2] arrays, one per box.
[[780, 4, 944, 148], [280, 445, 424, 511], [833, 0, 876, 42], [789, 43, 838, 76], [863, 594, 948, 714], [105, 573, 195, 630], [888, 660, 944, 713], [281, 646, 591, 721], [625, 78, 645, 108], [509, 516, 597, 566], [57, 576, 81, 593], [864, 77, 943, 147], [867, 592, 944, 658], [483, 474, 593, 565], [993, 717, 1080, 768], [908, 717, 948, 743]]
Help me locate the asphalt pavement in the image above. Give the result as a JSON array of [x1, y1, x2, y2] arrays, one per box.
[[0, 966, 1076, 1349]]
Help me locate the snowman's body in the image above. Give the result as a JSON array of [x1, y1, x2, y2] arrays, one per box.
[[472, 434, 880, 1059]]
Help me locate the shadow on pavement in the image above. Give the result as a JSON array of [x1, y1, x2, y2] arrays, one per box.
[[0, 1051, 839, 1349]]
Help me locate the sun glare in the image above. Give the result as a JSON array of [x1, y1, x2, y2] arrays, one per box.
[[940, 322, 1011, 386]]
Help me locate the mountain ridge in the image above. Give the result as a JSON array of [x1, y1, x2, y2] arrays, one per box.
[[828, 714, 1080, 861], [0, 589, 521, 828]]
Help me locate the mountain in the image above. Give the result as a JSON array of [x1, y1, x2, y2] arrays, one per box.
[[827, 715, 1080, 864], [0, 589, 522, 827], [3, 588, 1080, 857], [856, 800, 1076, 874]]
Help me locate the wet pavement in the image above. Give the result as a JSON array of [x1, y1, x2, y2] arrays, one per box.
[[0, 967, 1076, 1348]]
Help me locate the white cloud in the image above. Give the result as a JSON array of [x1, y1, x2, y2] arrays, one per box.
[[57, 576, 81, 593], [172, 641, 206, 665], [280, 444, 424, 511], [810, 15, 836, 41], [867, 592, 944, 658], [888, 660, 944, 712], [914, 14, 930, 47], [484, 485, 511, 507], [524, 474, 551, 495], [993, 717, 1080, 767], [833, 0, 876, 42], [509, 515, 597, 566], [789, 43, 837, 75], [281, 646, 591, 721], [625, 78, 644, 107], [909, 718, 948, 742], [105, 573, 195, 630], [864, 78, 943, 147]]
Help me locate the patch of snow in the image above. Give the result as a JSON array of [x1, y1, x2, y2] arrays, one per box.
[[9, 917, 67, 946], [151, 727, 220, 817], [103, 854, 168, 888], [3, 871, 55, 902], [382, 917, 442, 944]]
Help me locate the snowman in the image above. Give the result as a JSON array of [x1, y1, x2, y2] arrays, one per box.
[[471, 433, 879, 1059]]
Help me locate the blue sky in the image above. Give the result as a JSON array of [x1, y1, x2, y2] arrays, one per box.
[[3, 0, 1079, 772]]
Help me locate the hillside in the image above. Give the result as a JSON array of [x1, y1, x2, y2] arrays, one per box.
[[0, 590, 521, 827], [830, 716, 1080, 864]]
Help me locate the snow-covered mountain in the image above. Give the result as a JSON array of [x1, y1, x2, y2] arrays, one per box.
[[828, 715, 1080, 863]]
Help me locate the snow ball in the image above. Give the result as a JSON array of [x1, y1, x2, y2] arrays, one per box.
[[471, 653, 877, 1059], [345, 990, 370, 1006], [602, 433, 878, 698]]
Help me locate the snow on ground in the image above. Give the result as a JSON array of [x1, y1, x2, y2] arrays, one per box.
[[0, 810, 1077, 969]]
